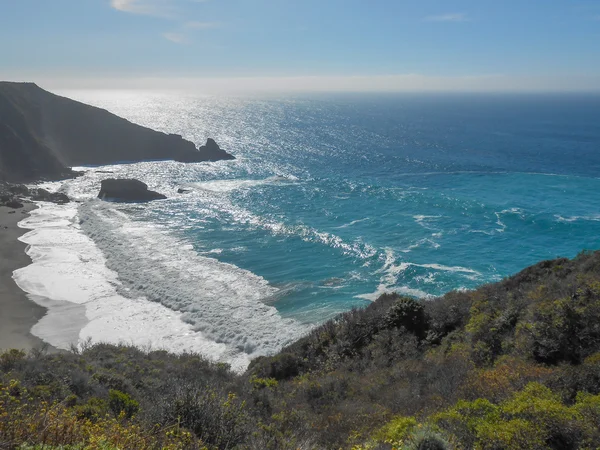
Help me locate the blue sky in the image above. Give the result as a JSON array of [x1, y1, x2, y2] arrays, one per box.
[[1, 0, 600, 91]]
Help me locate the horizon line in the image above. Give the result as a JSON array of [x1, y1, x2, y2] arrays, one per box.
[[2, 73, 600, 94]]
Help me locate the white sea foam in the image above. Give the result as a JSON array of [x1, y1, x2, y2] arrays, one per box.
[[406, 237, 441, 251], [14, 199, 310, 372], [414, 263, 480, 275], [187, 181, 378, 260], [356, 284, 431, 301], [79, 201, 309, 354], [494, 208, 525, 232], [555, 214, 600, 223], [335, 217, 371, 229], [356, 248, 481, 301], [413, 215, 442, 228], [193, 174, 298, 193]]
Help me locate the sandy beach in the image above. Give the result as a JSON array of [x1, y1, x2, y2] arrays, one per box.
[[0, 203, 48, 352]]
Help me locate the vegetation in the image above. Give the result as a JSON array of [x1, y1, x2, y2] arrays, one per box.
[[3, 250, 600, 449]]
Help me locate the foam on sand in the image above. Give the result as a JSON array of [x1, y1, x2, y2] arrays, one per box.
[[14, 200, 310, 372]]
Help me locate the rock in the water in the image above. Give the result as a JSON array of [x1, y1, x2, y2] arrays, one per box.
[[98, 179, 167, 202], [177, 188, 191, 194], [196, 138, 235, 161]]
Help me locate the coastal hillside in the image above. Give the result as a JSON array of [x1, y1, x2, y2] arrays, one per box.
[[0, 82, 233, 181], [2, 250, 600, 449]]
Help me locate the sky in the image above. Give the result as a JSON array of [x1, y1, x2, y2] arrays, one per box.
[[1, 0, 600, 92]]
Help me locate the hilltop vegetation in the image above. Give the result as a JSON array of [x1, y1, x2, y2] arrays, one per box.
[[3, 251, 600, 449]]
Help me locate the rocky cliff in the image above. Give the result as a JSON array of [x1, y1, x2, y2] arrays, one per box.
[[0, 82, 234, 182]]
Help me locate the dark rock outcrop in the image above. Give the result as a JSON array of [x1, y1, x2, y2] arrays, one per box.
[[0, 82, 235, 182], [195, 138, 236, 162], [98, 179, 167, 202], [4, 198, 24, 209], [0, 181, 71, 206], [30, 188, 70, 204], [7, 184, 30, 196]]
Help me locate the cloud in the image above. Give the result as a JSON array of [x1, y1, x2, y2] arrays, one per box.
[[110, 0, 176, 18], [163, 32, 187, 43], [110, 1, 219, 42], [184, 21, 219, 29], [425, 13, 469, 22]]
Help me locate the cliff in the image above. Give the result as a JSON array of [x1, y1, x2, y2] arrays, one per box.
[[0, 82, 234, 182]]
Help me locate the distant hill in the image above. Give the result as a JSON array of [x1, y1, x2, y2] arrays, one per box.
[[0, 82, 233, 182]]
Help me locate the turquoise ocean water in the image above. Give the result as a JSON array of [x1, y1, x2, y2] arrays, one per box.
[[50, 92, 600, 356]]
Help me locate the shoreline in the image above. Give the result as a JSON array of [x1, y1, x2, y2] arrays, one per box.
[[0, 203, 51, 352]]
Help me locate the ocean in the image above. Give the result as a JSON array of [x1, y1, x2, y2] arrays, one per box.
[[13, 92, 600, 371]]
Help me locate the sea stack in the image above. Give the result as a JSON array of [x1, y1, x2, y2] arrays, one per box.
[[195, 138, 236, 162], [98, 179, 167, 202]]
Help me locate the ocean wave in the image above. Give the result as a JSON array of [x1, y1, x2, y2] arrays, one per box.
[[413, 214, 442, 228], [159, 174, 379, 261], [78, 201, 310, 361], [355, 284, 431, 302], [494, 207, 526, 232], [207, 200, 378, 260], [414, 263, 480, 275], [391, 170, 599, 180], [14, 202, 239, 368], [555, 214, 600, 223], [19, 200, 311, 371], [192, 174, 299, 193], [360, 248, 482, 302], [406, 237, 442, 251], [335, 217, 371, 229]]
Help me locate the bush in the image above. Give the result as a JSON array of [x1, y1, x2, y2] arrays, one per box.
[[108, 389, 139, 419], [372, 415, 418, 445], [404, 426, 451, 450], [5, 251, 600, 449], [0, 380, 197, 449], [520, 282, 600, 364], [249, 353, 305, 381], [166, 385, 250, 448], [0, 349, 26, 372], [431, 382, 600, 449], [384, 297, 428, 340]]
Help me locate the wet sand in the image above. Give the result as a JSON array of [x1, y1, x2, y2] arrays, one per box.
[[0, 203, 49, 352]]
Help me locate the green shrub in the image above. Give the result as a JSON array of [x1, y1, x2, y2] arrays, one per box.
[[384, 297, 429, 339], [433, 398, 499, 448], [249, 353, 305, 381], [372, 415, 418, 444], [0, 349, 26, 372], [107, 389, 139, 419], [474, 418, 544, 449], [519, 279, 600, 365], [404, 426, 451, 450]]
